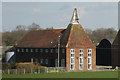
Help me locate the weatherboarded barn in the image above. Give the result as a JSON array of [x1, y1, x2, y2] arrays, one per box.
[[112, 30, 120, 68], [96, 39, 112, 66], [15, 8, 96, 71]]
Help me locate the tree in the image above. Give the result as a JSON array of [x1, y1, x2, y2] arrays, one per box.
[[16, 25, 26, 31], [46, 27, 54, 30], [27, 23, 41, 30]]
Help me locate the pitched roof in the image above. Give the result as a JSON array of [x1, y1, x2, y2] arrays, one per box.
[[62, 24, 95, 48], [17, 29, 66, 48], [112, 30, 120, 46]]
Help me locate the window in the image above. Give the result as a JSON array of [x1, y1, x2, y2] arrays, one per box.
[[17, 49, 20, 52], [45, 49, 48, 53], [71, 64, 74, 70], [79, 58, 83, 63], [35, 49, 38, 52], [50, 49, 53, 53], [71, 49, 75, 53], [79, 49, 83, 70], [21, 49, 24, 52], [61, 59, 65, 67], [62, 49, 65, 53], [56, 49, 58, 53], [40, 59, 43, 64], [88, 49, 92, 70], [30, 49, 33, 52], [71, 58, 75, 63], [88, 49, 92, 52], [55, 59, 58, 67], [31, 58, 33, 63], [35, 58, 38, 63], [70, 49, 75, 70], [40, 49, 43, 53], [45, 59, 48, 64], [26, 49, 28, 52]]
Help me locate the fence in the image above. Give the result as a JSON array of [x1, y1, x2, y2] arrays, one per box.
[[2, 67, 67, 74]]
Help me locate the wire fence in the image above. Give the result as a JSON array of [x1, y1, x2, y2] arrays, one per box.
[[2, 67, 67, 74]]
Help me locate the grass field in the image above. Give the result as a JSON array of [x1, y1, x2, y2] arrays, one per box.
[[2, 71, 119, 78]]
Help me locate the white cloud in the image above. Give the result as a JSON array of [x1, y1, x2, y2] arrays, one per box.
[[32, 8, 40, 14]]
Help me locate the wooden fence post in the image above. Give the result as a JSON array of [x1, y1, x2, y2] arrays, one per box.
[[16, 69, 17, 74], [8, 69, 10, 74], [38, 68, 40, 73], [31, 68, 33, 74], [24, 68, 25, 74], [47, 67, 48, 73]]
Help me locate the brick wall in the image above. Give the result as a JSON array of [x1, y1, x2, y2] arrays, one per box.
[[66, 48, 96, 71]]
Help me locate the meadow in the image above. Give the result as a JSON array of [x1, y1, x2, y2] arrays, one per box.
[[2, 71, 119, 78]]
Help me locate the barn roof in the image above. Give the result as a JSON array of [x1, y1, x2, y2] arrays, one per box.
[[112, 30, 120, 46], [17, 29, 66, 48]]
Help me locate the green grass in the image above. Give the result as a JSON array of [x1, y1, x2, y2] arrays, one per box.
[[2, 71, 119, 78]]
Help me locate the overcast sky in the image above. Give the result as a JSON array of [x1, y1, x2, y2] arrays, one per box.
[[2, 2, 118, 32]]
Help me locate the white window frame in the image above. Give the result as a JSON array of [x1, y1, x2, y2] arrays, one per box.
[[26, 49, 28, 52], [61, 59, 65, 67], [40, 59, 43, 64], [45, 59, 48, 64], [50, 49, 53, 53], [21, 49, 24, 52], [40, 49, 43, 53], [79, 49, 83, 70], [17, 49, 20, 52], [62, 49, 65, 53], [31, 58, 33, 63], [70, 49, 75, 70], [31, 49, 33, 52], [35, 58, 38, 63], [35, 49, 38, 52], [87, 49, 92, 70], [55, 59, 58, 67], [45, 49, 48, 53], [56, 49, 58, 53]]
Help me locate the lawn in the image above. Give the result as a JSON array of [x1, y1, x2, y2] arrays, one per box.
[[2, 71, 119, 78]]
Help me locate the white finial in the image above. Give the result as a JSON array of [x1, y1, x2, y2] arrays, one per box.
[[70, 8, 79, 24]]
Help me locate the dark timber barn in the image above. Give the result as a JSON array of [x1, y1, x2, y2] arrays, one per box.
[[112, 30, 120, 68], [96, 39, 112, 66]]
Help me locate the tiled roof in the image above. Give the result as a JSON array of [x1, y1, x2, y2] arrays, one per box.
[[64, 24, 95, 48], [17, 24, 95, 48], [17, 29, 66, 48], [112, 30, 120, 46]]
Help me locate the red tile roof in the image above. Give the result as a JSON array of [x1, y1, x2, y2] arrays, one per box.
[[17, 24, 95, 48], [17, 29, 66, 48]]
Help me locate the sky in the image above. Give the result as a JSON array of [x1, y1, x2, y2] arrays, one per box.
[[2, 2, 118, 32]]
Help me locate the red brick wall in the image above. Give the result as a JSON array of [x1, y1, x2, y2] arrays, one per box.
[[66, 48, 96, 71]]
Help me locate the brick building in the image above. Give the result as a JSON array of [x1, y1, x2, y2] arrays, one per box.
[[15, 8, 96, 71]]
